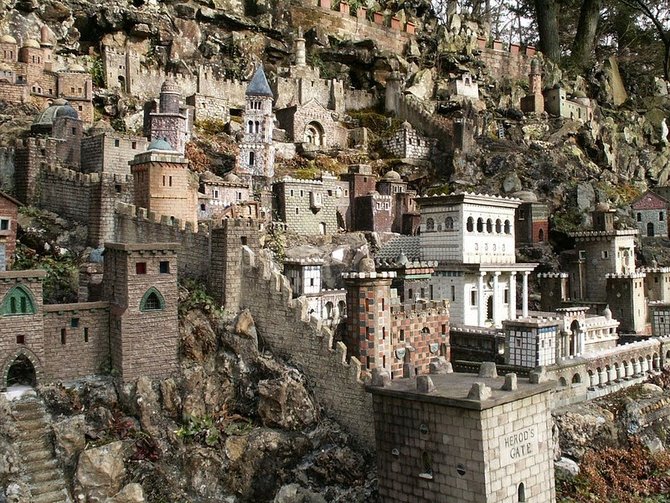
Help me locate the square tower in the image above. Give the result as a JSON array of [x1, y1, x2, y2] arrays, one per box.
[[103, 242, 180, 381]]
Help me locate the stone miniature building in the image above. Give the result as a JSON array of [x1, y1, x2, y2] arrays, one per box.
[[275, 98, 348, 151], [145, 79, 193, 156], [0, 191, 19, 271], [80, 122, 149, 176], [238, 66, 275, 187], [368, 369, 555, 503], [520, 58, 544, 114], [0, 30, 94, 123], [283, 257, 346, 328], [342, 257, 449, 378], [544, 87, 592, 122], [0, 242, 180, 389], [381, 122, 435, 161], [631, 190, 669, 238], [448, 72, 479, 100], [130, 138, 199, 228], [197, 171, 251, 221], [513, 191, 549, 245]]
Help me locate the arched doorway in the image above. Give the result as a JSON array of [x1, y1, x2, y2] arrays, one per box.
[[6, 354, 36, 388], [647, 222, 655, 237], [538, 228, 544, 242], [570, 320, 580, 356], [304, 121, 325, 147]]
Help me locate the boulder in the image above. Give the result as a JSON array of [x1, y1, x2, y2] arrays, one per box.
[[257, 373, 318, 430], [106, 483, 145, 503], [274, 484, 326, 503], [555, 457, 579, 478], [53, 414, 87, 467], [406, 69, 434, 101], [576, 182, 596, 212], [75, 441, 126, 500]]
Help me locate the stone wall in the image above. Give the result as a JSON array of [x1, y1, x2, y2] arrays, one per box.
[[273, 175, 341, 235], [113, 202, 211, 280], [291, 2, 413, 55], [81, 133, 148, 176], [0, 147, 15, 194], [42, 302, 110, 381], [241, 247, 375, 450], [187, 94, 230, 123], [479, 46, 532, 82], [0, 81, 29, 103]]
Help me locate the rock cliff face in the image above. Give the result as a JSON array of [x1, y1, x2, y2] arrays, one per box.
[[0, 308, 375, 502]]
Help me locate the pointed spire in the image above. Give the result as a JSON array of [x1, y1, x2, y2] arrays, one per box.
[[246, 65, 273, 98]]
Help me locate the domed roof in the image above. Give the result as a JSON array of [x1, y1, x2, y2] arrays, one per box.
[[223, 172, 241, 183], [161, 78, 180, 94], [246, 65, 273, 98], [358, 257, 376, 273], [0, 34, 16, 44], [383, 170, 402, 182], [68, 63, 86, 72], [147, 138, 174, 151], [512, 190, 538, 202], [32, 99, 79, 127], [23, 38, 40, 49]]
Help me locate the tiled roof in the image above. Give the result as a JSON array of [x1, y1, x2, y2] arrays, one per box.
[[631, 190, 670, 210], [375, 235, 421, 261], [246, 65, 273, 98]]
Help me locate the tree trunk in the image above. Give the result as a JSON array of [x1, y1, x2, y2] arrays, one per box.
[[534, 0, 561, 61], [571, 0, 601, 68]]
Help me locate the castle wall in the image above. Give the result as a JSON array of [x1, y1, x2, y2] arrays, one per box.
[[241, 247, 375, 450], [291, 3, 413, 55], [81, 133, 148, 176], [15, 138, 56, 204], [39, 166, 92, 223], [42, 302, 110, 381], [0, 81, 29, 103], [478, 47, 532, 82], [187, 94, 230, 123], [114, 202, 211, 280]]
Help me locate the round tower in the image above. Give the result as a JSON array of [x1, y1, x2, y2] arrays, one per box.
[[159, 79, 181, 114]]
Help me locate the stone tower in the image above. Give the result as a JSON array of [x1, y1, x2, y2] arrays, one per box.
[[295, 28, 306, 67], [606, 272, 648, 334], [103, 242, 180, 381], [342, 257, 395, 372], [385, 71, 402, 114], [130, 138, 199, 228], [148, 79, 190, 155], [520, 58, 544, 114], [537, 272, 569, 311], [238, 65, 275, 189]]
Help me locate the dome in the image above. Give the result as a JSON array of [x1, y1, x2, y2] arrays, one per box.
[[68, 63, 86, 72], [147, 138, 174, 151], [401, 121, 412, 129], [358, 257, 376, 273], [161, 78, 180, 94], [595, 202, 610, 212], [383, 170, 401, 182], [32, 99, 79, 127], [0, 34, 16, 44], [23, 38, 40, 49], [512, 190, 538, 202], [223, 172, 241, 183]]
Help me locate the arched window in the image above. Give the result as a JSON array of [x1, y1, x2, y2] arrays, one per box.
[[254, 121, 260, 134], [648, 222, 655, 237], [140, 288, 165, 312], [426, 218, 435, 231], [572, 373, 581, 384], [486, 218, 493, 233], [504, 220, 511, 234], [538, 228, 545, 242], [248, 151, 255, 166], [445, 217, 454, 230], [495, 219, 502, 233], [325, 301, 334, 319], [476, 217, 484, 232], [1, 285, 37, 315], [518, 483, 526, 502], [466, 217, 474, 232], [247, 120, 253, 133], [636, 212, 642, 222]]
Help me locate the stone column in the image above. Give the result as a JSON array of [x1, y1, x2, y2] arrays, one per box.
[[478, 272, 486, 326], [608, 366, 617, 383], [508, 272, 517, 321], [634, 359, 642, 376], [626, 360, 634, 378], [616, 364, 624, 381], [492, 271, 500, 326], [654, 355, 661, 371], [295, 30, 306, 67], [598, 368, 607, 386], [578, 328, 586, 356], [642, 358, 649, 373], [589, 372, 597, 389], [522, 271, 529, 318]]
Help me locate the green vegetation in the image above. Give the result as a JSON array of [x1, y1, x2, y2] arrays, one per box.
[[195, 118, 228, 135], [13, 245, 79, 304], [175, 415, 221, 447], [178, 278, 224, 319], [88, 56, 105, 88], [348, 108, 401, 139]]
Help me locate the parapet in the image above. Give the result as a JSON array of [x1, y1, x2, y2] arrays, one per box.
[[605, 272, 647, 280], [341, 270, 396, 280], [638, 267, 670, 274], [537, 272, 569, 279], [104, 242, 180, 254], [0, 269, 47, 281], [284, 257, 325, 266]]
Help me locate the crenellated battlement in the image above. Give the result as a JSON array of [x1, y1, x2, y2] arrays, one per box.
[[606, 272, 647, 280], [537, 272, 569, 278], [390, 299, 449, 317]]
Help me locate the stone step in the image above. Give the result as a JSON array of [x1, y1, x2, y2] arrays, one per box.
[[18, 424, 51, 439], [16, 418, 49, 433], [32, 467, 63, 484], [22, 448, 54, 463], [24, 457, 59, 473], [12, 408, 46, 421], [30, 478, 68, 497]]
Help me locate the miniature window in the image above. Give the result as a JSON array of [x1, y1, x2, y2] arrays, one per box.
[[200, 204, 206, 211], [0, 218, 9, 231], [518, 483, 526, 502], [16, 335, 25, 344], [518, 209, 525, 220], [578, 250, 586, 260], [504, 220, 511, 234], [426, 218, 435, 231], [445, 217, 454, 230], [660, 211, 665, 221], [1, 286, 36, 315], [114, 139, 120, 147], [140, 288, 165, 312], [470, 289, 477, 306], [486, 218, 493, 233], [476, 218, 484, 232], [78, 106, 82, 112], [419, 452, 433, 479], [84, 328, 89, 343], [71, 318, 79, 328], [636, 212, 642, 222], [132, 141, 137, 149], [71, 127, 76, 135], [504, 289, 509, 303], [249, 152, 255, 166], [601, 251, 609, 259], [495, 219, 502, 233], [466, 217, 474, 232], [159, 261, 170, 274], [135, 262, 147, 274], [399, 329, 405, 341], [451, 285, 455, 301]]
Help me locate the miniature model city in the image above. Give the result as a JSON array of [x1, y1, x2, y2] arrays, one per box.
[[0, 17, 668, 503]]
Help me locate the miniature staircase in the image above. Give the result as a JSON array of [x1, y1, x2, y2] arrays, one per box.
[[10, 398, 72, 503]]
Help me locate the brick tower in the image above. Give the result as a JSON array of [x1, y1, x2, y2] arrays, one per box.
[[103, 242, 180, 381], [342, 257, 395, 373], [130, 139, 199, 228], [238, 65, 275, 189]]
